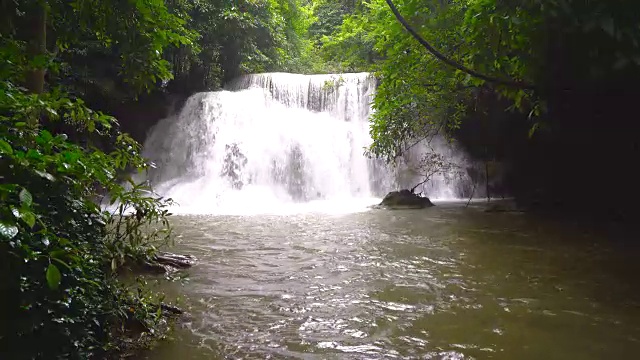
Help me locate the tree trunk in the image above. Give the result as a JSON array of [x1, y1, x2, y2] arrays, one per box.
[[0, 0, 15, 35], [25, 2, 47, 95]]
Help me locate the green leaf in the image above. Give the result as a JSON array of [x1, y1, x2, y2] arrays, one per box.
[[52, 257, 72, 271], [528, 122, 540, 138], [46, 263, 62, 290], [26, 149, 42, 160], [38, 130, 53, 144], [0, 139, 12, 155], [34, 170, 56, 182], [19, 188, 33, 207], [46, 107, 59, 118], [21, 211, 36, 228], [0, 222, 19, 239]]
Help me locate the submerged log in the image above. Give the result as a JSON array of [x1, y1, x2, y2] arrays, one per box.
[[154, 252, 197, 269], [140, 252, 197, 274]]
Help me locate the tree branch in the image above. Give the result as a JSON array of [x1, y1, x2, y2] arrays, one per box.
[[410, 177, 429, 193], [400, 120, 445, 157], [384, 0, 536, 90]]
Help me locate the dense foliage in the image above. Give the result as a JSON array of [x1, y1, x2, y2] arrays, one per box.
[[1, 0, 340, 356], [165, 0, 316, 93], [340, 0, 640, 157], [3, 0, 639, 356], [0, 0, 193, 357], [0, 83, 174, 358], [316, 0, 640, 216]]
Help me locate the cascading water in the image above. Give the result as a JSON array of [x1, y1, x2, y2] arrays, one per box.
[[141, 73, 474, 214]]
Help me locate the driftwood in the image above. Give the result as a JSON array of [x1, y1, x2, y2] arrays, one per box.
[[154, 252, 197, 268], [141, 252, 197, 274]]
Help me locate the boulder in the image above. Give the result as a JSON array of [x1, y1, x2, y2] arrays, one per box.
[[373, 189, 434, 209]]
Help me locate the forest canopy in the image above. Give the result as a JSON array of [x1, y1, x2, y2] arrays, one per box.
[[310, 0, 640, 216]]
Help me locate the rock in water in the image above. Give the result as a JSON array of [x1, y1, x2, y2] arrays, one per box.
[[375, 189, 434, 209]]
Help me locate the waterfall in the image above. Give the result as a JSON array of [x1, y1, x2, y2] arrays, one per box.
[[142, 72, 474, 214]]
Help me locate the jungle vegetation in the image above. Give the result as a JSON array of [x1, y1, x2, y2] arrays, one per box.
[[2, 0, 639, 357]]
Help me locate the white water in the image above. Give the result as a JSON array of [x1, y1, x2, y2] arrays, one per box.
[[142, 73, 473, 215]]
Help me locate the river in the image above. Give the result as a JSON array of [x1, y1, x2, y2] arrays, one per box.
[[140, 72, 640, 358], [143, 201, 640, 359]]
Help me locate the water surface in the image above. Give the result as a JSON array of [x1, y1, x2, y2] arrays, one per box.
[[145, 202, 640, 359]]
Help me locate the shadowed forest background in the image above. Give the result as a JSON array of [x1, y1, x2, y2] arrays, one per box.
[[1, 0, 640, 358]]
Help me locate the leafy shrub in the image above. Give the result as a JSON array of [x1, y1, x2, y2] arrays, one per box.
[[0, 80, 174, 359]]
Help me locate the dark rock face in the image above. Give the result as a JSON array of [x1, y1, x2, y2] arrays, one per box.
[[374, 189, 434, 209], [484, 200, 525, 213]]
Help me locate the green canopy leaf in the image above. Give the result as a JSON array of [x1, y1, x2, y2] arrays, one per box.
[[0, 139, 13, 155], [46, 263, 62, 290], [19, 188, 33, 207], [21, 211, 36, 228]]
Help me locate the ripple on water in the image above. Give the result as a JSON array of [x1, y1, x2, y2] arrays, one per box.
[[146, 209, 640, 360]]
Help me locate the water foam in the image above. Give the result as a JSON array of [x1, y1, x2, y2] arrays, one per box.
[[142, 73, 471, 214]]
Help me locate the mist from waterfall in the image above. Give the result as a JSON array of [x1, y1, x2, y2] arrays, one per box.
[[141, 72, 475, 214]]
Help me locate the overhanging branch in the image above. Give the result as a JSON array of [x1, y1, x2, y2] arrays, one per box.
[[384, 0, 536, 90]]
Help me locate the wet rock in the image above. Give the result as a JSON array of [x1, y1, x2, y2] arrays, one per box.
[[373, 189, 434, 209], [160, 303, 184, 316]]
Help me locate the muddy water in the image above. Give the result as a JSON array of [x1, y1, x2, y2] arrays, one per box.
[[144, 202, 640, 359]]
